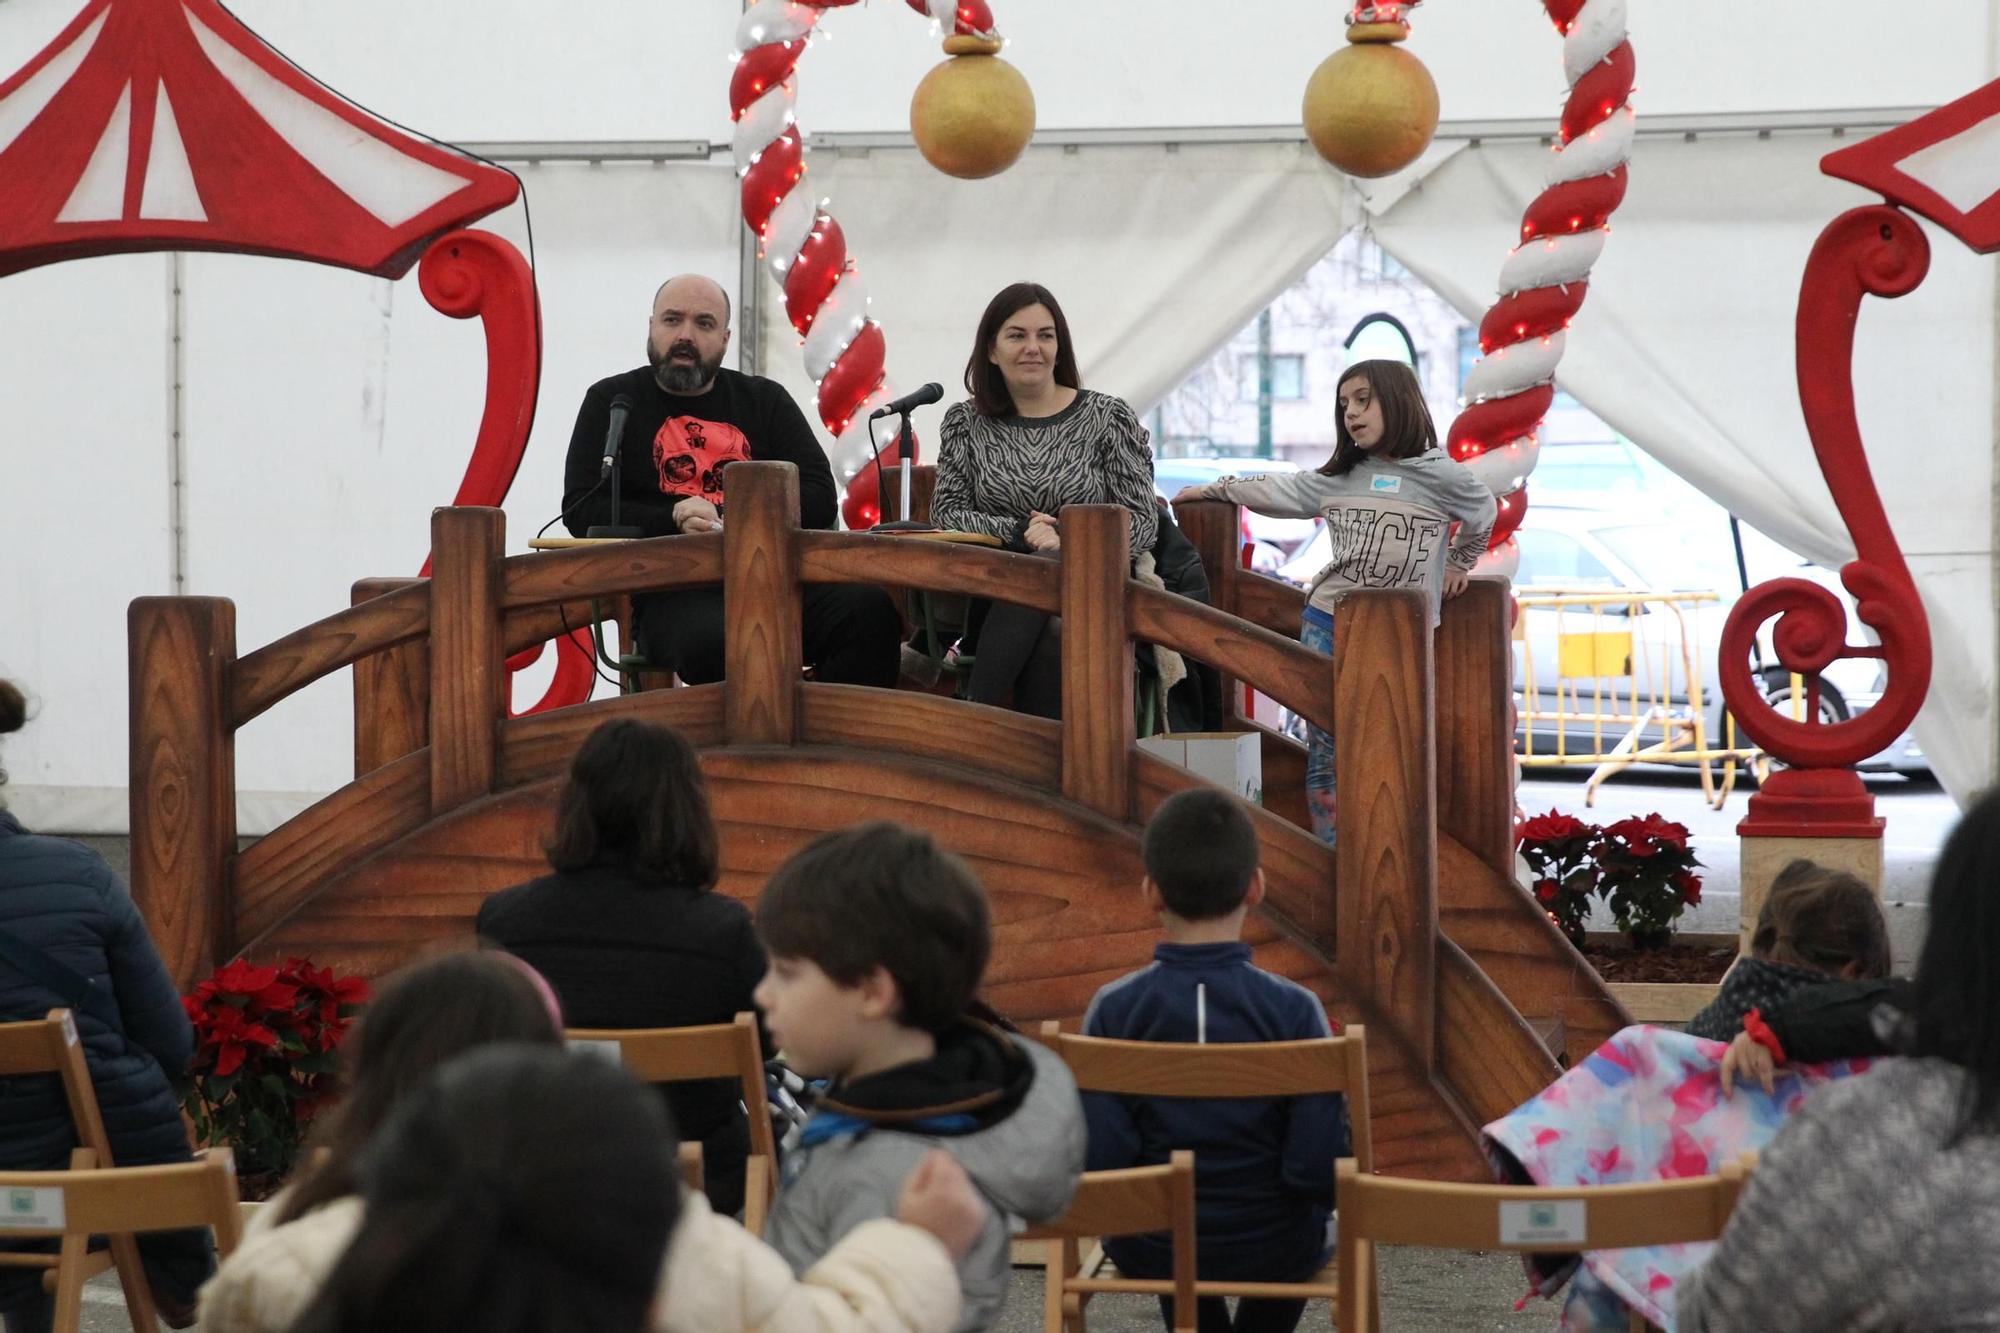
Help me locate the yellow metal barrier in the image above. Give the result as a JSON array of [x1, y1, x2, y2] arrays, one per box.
[[1513, 587, 1761, 810]]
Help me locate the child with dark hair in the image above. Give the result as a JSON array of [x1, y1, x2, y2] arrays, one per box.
[[1172, 360, 1494, 847], [1081, 789, 1350, 1333], [478, 718, 768, 1215], [755, 821, 1086, 1333], [1685, 857, 1892, 1045]]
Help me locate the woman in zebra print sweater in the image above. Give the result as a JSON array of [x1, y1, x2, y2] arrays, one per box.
[[929, 283, 1159, 718]]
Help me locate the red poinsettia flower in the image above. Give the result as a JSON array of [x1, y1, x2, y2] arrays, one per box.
[[1534, 877, 1560, 905], [201, 1005, 280, 1077], [209, 958, 300, 1015], [1673, 869, 1703, 905], [1519, 810, 1591, 846]]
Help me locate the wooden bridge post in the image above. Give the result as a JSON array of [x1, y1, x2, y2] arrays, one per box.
[[1171, 498, 1243, 710], [1436, 578, 1516, 884], [428, 508, 506, 815], [1334, 589, 1438, 1071], [1059, 504, 1135, 822], [723, 462, 803, 745], [129, 597, 237, 988], [352, 577, 429, 777]]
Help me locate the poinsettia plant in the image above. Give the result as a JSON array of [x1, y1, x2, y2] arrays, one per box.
[[1517, 809, 1706, 952], [1594, 813, 1703, 951], [180, 957, 368, 1181], [1516, 809, 1601, 948]]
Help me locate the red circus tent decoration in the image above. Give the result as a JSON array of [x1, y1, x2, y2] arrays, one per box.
[[1822, 77, 2000, 255], [0, 0, 519, 278]]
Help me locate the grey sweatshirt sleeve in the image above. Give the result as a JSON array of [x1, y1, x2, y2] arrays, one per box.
[[1186, 469, 1327, 520], [1421, 455, 1498, 571]]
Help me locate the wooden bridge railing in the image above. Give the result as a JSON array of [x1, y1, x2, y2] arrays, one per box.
[[128, 462, 1511, 1081]]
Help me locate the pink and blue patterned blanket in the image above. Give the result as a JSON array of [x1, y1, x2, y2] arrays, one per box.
[[1481, 1024, 1871, 1331]]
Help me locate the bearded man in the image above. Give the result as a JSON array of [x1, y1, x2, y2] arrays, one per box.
[[561, 274, 902, 687]]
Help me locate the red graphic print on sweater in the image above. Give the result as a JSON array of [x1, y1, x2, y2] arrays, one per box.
[[653, 417, 750, 509]]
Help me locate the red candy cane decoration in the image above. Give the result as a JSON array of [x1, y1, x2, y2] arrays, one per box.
[[1443, 0, 1634, 567], [732, 0, 1000, 527]]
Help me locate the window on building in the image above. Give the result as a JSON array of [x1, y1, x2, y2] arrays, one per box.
[[1237, 354, 1306, 401]]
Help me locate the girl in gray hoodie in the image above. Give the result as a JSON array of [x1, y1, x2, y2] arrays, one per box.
[[1174, 360, 1495, 846]]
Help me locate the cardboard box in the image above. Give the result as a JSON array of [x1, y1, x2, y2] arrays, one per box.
[[1137, 732, 1263, 806]]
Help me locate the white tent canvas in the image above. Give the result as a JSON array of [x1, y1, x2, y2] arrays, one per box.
[[1, 0, 1993, 826]]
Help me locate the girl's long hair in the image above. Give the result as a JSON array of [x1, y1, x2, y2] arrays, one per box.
[[1909, 787, 2000, 1141], [273, 952, 562, 1225], [1318, 359, 1437, 477], [288, 1045, 680, 1333]]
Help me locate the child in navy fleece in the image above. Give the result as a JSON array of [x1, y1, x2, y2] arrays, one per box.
[[1081, 789, 1350, 1333]]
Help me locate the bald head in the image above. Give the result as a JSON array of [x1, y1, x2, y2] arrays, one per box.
[[653, 275, 730, 329], [648, 275, 733, 395]]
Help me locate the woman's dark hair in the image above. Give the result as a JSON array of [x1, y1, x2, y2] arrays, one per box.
[[546, 719, 719, 889], [1751, 858, 1892, 980], [0, 680, 23, 792], [274, 952, 562, 1225], [1318, 359, 1438, 477], [963, 281, 1082, 418], [1910, 787, 2000, 1140], [289, 1044, 680, 1333]]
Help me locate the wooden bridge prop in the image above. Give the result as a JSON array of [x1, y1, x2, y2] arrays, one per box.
[[127, 461, 1626, 1179]]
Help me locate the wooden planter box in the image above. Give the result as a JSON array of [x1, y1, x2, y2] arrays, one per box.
[[1586, 932, 1739, 1026]]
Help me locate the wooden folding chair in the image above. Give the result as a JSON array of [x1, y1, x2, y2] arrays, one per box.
[[567, 1012, 777, 1232], [0, 1149, 242, 1333], [1040, 1020, 1371, 1329], [1332, 1152, 1758, 1333], [1019, 1151, 1199, 1333], [0, 1009, 165, 1330]]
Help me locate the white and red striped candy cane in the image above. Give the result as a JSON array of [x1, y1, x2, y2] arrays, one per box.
[[731, 0, 1001, 527], [1442, 0, 1634, 572]]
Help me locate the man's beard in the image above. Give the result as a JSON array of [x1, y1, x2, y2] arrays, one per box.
[[649, 337, 723, 393]]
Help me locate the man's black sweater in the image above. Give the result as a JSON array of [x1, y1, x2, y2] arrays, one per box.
[[562, 365, 838, 536]]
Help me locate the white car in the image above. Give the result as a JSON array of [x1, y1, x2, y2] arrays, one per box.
[[1275, 503, 1928, 775]]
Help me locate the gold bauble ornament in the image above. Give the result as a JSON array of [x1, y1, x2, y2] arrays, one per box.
[[1301, 39, 1439, 179], [910, 36, 1035, 180]]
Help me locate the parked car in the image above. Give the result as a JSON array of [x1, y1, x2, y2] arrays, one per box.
[[1274, 502, 1928, 775], [1154, 456, 1319, 574]]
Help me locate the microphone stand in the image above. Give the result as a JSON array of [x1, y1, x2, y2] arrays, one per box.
[[874, 410, 933, 532], [587, 414, 642, 539]]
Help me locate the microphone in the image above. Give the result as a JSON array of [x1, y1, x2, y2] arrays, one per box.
[[587, 394, 643, 539], [868, 382, 943, 420], [599, 394, 635, 475]]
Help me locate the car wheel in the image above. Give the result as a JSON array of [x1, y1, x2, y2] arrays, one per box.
[[1758, 668, 1850, 726], [1747, 669, 1850, 781]]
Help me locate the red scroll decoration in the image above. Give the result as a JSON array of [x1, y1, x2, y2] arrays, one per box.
[[733, 0, 1002, 528], [1714, 77, 2000, 797], [1440, 0, 1636, 567], [0, 0, 559, 708]]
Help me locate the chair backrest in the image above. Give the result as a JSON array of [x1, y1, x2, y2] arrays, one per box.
[[565, 1013, 779, 1177], [1042, 1021, 1373, 1171], [1332, 1154, 1757, 1333], [1019, 1150, 1199, 1330], [0, 1148, 245, 1253], [0, 1010, 115, 1165]]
